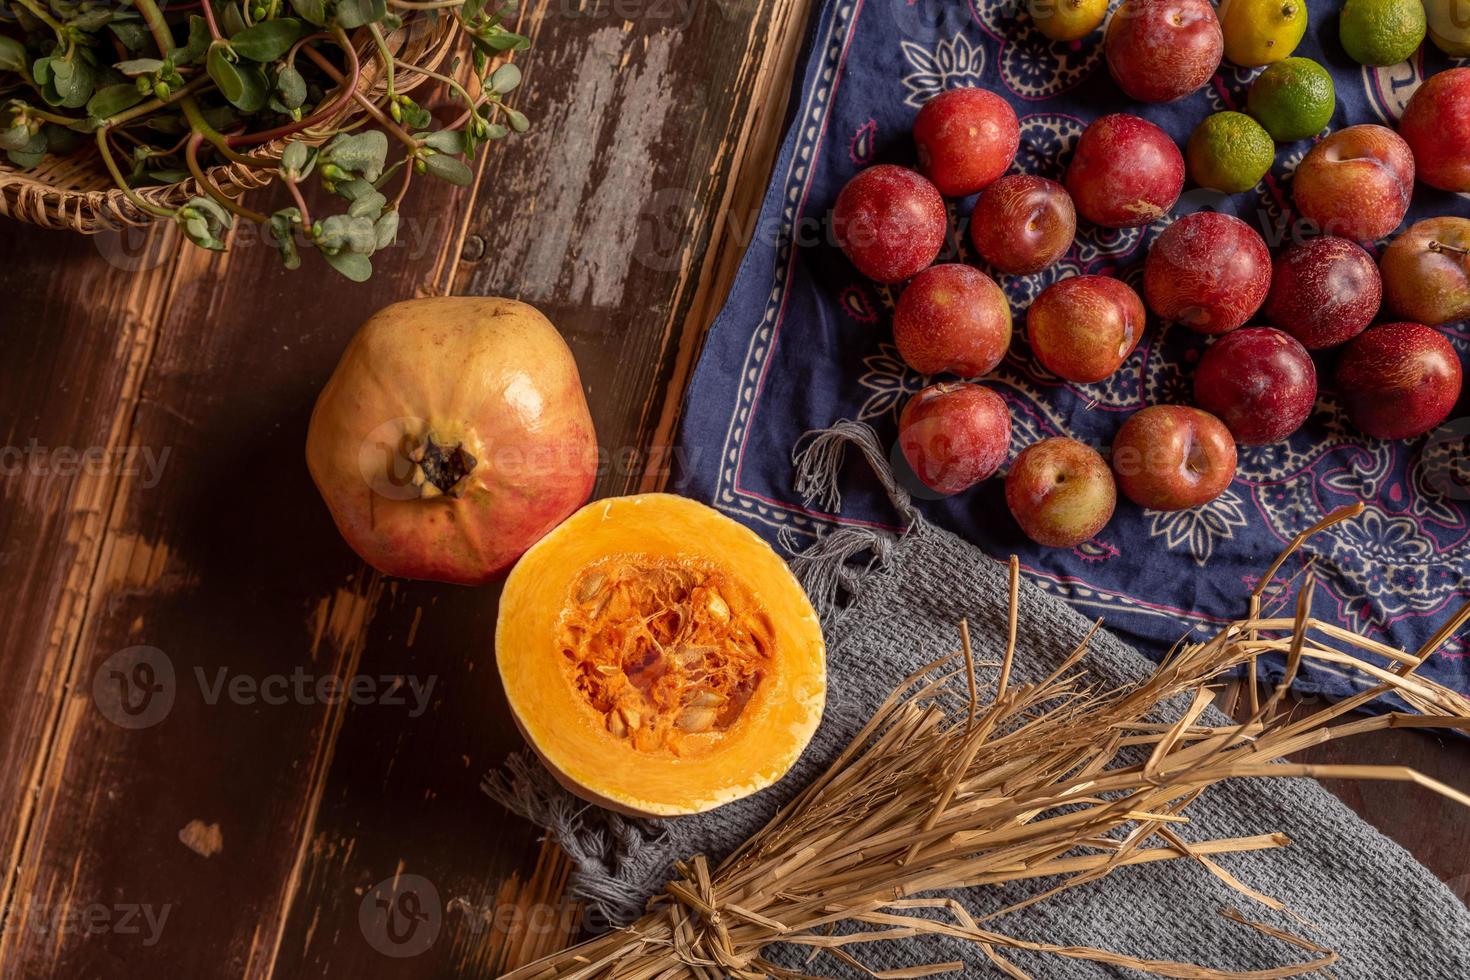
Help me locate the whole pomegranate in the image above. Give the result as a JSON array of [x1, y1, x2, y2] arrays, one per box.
[[306, 297, 597, 585]]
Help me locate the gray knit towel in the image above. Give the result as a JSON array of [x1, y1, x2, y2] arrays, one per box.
[[487, 425, 1470, 977]]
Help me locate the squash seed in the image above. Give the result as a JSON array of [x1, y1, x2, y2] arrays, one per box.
[[577, 571, 606, 603], [675, 706, 717, 732]]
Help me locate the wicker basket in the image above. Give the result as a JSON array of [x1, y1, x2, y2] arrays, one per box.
[[0, 18, 460, 234]]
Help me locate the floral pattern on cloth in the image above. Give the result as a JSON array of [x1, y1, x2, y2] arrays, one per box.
[[674, 0, 1470, 705]]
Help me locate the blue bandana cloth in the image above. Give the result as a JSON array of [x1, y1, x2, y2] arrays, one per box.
[[674, 0, 1470, 704]]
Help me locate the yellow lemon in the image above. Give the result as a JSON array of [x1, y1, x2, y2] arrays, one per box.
[[1028, 0, 1110, 42], [1219, 0, 1309, 66], [1427, 0, 1470, 55]]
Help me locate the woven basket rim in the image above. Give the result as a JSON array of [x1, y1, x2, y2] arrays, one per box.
[[0, 17, 460, 234]]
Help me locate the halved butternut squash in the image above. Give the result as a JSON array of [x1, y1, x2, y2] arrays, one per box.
[[496, 494, 826, 817]]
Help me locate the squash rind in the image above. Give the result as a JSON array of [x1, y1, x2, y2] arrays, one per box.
[[496, 494, 826, 817]]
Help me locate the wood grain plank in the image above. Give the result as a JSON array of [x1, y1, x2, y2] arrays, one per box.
[[264, 1, 816, 975], [0, 171, 480, 978], [0, 224, 186, 949]]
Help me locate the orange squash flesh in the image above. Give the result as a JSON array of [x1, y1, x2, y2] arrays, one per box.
[[496, 494, 826, 817]]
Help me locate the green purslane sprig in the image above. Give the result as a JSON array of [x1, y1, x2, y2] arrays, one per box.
[[0, 0, 530, 280]]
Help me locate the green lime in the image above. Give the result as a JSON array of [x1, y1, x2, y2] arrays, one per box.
[[1186, 112, 1276, 193], [1339, 0, 1428, 65], [1247, 57, 1337, 141]]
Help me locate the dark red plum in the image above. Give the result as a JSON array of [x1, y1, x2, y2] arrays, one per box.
[[1194, 327, 1318, 444], [832, 165, 946, 283]]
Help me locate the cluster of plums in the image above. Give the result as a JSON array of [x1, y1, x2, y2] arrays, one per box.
[[831, 80, 1467, 550]]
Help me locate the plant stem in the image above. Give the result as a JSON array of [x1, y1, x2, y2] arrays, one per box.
[[200, 0, 225, 41], [102, 73, 214, 131], [22, 105, 88, 127], [391, 157, 412, 207], [132, 0, 178, 55], [368, 23, 395, 99], [391, 58, 477, 107], [1429, 240, 1470, 258], [177, 95, 268, 166], [13, 0, 66, 35], [227, 33, 359, 147], [300, 36, 418, 152], [281, 172, 312, 230], [94, 128, 175, 218], [185, 130, 268, 223]]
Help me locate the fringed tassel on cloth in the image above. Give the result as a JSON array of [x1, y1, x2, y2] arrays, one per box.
[[482, 752, 673, 928], [785, 419, 921, 622]]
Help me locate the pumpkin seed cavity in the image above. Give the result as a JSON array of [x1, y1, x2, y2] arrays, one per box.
[[560, 556, 774, 755]]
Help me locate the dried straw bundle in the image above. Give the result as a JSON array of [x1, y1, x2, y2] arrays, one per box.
[[504, 503, 1470, 980]]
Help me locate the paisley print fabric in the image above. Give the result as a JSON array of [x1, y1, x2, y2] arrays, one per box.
[[675, 0, 1470, 704]]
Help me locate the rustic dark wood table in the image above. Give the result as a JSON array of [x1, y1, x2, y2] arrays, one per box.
[[2, 3, 1467, 977]]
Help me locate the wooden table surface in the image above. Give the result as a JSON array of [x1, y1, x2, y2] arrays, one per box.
[[1, 3, 1467, 977]]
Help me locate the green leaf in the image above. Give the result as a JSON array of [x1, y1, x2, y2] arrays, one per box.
[[423, 152, 472, 186], [200, 103, 241, 131], [334, 0, 387, 28], [230, 18, 304, 61], [323, 249, 372, 282], [144, 114, 187, 134], [0, 124, 32, 152], [189, 194, 234, 230], [208, 47, 267, 111], [178, 18, 213, 65], [114, 58, 166, 76], [274, 64, 306, 108], [317, 213, 378, 253], [269, 209, 302, 269], [400, 99, 432, 130], [505, 107, 528, 132], [489, 62, 520, 95], [32, 57, 52, 86], [7, 146, 46, 169], [143, 168, 189, 183], [8, 127, 45, 166], [223, 2, 248, 36], [207, 46, 244, 104], [326, 130, 388, 180], [54, 59, 96, 110], [0, 36, 27, 74], [288, 0, 329, 26], [481, 30, 530, 52], [86, 83, 146, 119], [279, 140, 312, 176], [233, 65, 269, 111], [43, 123, 84, 154], [347, 188, 386, 219], [374, 210, 399, 250], [334, 177, 376, 202], [419, 129, 463, 154], [110, 21, 152, 53], [69, 9, 116, 30]]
